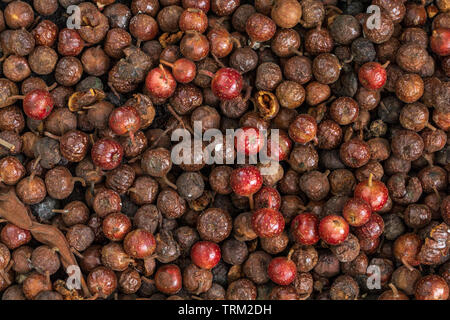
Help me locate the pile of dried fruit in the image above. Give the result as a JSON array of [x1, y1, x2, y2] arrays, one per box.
[[0, 0, 448, 301]]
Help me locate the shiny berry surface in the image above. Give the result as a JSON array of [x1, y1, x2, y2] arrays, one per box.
[[108, 106, 141, 138], [211, 67, 243, 100], [229, 165, 263, 197], [254, 186, 281, 211], [190, 241, 221, 269], [355, 213, 384, 240], [0, 223, 32, 249], [91, 138, 124, 170], [268, 257, 297, 286], [415, 275, 449, 300], [319, 215, 349, 245], [358, 62, 387, 90], [102, 213, 132, 242], [155, 264, 182, 295], [234, 127, 265, 156], [430, 28, 450, 56], [23, 90, 54, 120], [354, 176, 389, 212], [172, 58, 197, 83], [145, 66, 177, 99], [343, 198, 372, 227], [288, 114, 317, 144], [251, 208, 285, 238], [267, 131, 292, 161], [290, 213, 320, 245], [123, 229, 156, 259]]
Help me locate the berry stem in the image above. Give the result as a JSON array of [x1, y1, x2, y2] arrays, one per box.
[[368, 173, 373, 188], [51, 209, 69, 214], [198, 69, 215, 78], [388, 283, 399, 297], [381, 61, 390, 69], [72, 177, 86, 187], [0, 138, 15, 152], [160, 59, 174, 69], [248, 194, 254, 210], [163, 175, 178, 190]]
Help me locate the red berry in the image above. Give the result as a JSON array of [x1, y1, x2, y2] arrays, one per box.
[[91, 138, 124, 170], [108, 106, 141, 140], [0, 223, 32, 249], [342, 198, 372, 227], [354, 174, 389, 212], [358, 62, 387, 90], [251, 208, 285, 238], [234, 127, 265, 156], [123, 229, 156, 259], [155, 264, 182, 295], [173, 58, 197, 83], [267, 130, 292, 161], [355, 213, 384, 240], [290, 213, 320, 245], [102, 213, 131, 241], [288, 114, 317, 144], [319, 215, 349, 245], [145, 65, 177, 98], [430, 28, 450, 56], [211, 67, 243, 100], [268, 257, 297, 286], [254, 186, 281, 211], [229, 165, 263, 197], [23, 89, 54, 120], [190, 241, 221, 269]]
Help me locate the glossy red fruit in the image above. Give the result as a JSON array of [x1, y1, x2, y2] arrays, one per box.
[[102, 212, 132, 241], [288, 114, 317, 144], [267, 131, 292, 161], [23, 89, 54, 120], [234, 127, 265, 156], [0, 223, 32, 249], [229, 166, 263, 197], [290, 213, 320, 245], [161, 58, 197, 83], [190, 241, 221, 269], [268, 257, 297, 286], [319, 215, 349, 245], [343, 198, 372, 227], [109, 106, 141, 141], [211, 67, 243, 100], [430, 28, 450, 56], [358, 62, 388, 90], [145, 65, 177, 98], [254, 186, 281, 211], [155, 264, 182, 295], [251, 208, 285, 238], [123, 229, 156, 259], [91, 138, 124, 170], [355, 213, 384, 240], [354, 174, 389, 212]]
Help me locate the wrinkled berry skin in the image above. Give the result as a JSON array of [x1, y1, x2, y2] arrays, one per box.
[[190, 241, 221, 269], [355, 213, 384, 240], [319, 215, 349, 245], [91, 138, 124, 171], [290, 213, 320, 245], [251, 208, 285, 238], [358, 62, 387, 90], [268, 257, 297, 286], [211, 68, 243, 101], [230, 166, 263, 197]]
